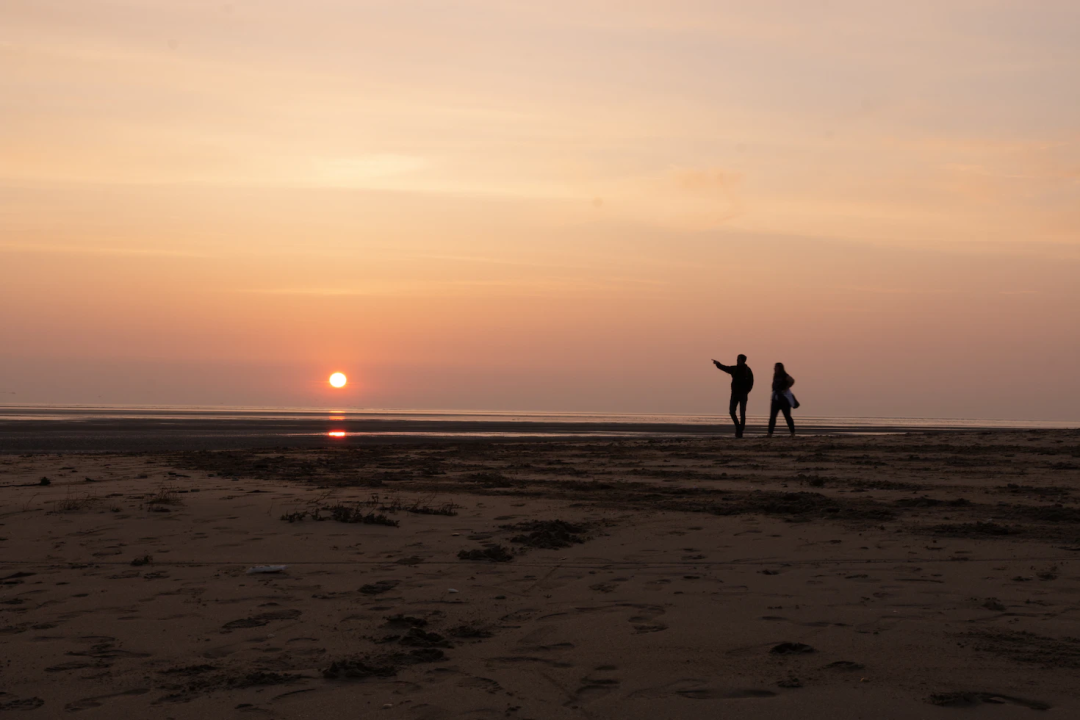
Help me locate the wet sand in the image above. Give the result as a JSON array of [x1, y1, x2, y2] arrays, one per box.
[[2, 430, 1080, 717]]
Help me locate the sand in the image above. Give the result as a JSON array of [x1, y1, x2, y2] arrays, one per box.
[[2, 430, 1080, 718]]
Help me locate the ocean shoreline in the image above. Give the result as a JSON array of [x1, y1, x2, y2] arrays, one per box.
[[1, 414, 1077, 453]]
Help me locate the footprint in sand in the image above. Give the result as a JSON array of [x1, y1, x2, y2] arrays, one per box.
[[625, 604, 667, 633], [566, 667, 622, 706], [457, 676, 504, 694]]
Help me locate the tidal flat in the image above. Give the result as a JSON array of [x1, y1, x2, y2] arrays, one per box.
[[2, 430, 1080, 718]]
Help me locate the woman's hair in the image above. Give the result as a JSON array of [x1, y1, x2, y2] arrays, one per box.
[[774, 362, 786, 377]]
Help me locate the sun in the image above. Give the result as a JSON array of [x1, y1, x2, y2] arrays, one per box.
[[329, 372, 347, 388]]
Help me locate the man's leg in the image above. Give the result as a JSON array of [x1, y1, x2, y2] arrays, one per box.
[[728, 396, 741, 437], [737, 396, 747, 436]]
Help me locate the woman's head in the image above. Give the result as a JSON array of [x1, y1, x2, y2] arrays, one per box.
[[774, 362, 786, 376]]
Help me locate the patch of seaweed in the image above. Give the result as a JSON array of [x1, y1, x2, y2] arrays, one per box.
[[501, 519, 588, 549], [458, 545, 514, 562]]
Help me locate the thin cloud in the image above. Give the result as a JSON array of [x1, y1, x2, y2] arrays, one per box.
[[236, 276, 667, 298], [0, 242, 211, 258]]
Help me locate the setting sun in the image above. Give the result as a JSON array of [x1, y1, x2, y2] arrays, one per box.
[[329, 372, 347, 388]]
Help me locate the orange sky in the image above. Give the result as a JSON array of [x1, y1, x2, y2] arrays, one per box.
[[2, 1, 1078, 419]]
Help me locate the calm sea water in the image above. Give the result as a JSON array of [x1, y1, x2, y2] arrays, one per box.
[[0, 405, 1074, 437]]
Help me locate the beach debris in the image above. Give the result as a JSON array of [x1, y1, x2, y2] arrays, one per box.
[[448, 588, 459, 593], [159, 664, 218, 676], [894, 496, 971, 508], [770, 642, 815, 655], [39, 477, 50, 486], [1, 572, 36, 584], [823, 661, 865, 671], [466, 471, 514, 488], [798, 474, 827, 487], [374, 496, 459, 516], [398, 628, 452, 649], [0, 697, 45, 711], [982, 598, 1007, 612], [712, 491, 894, 522], [328, 505, 398, 526], [960, 629, 1080, 668], [450, 624, 493, 639], [279, 506, 398, 527], [229, 671, 304, 688], [931, 521, 1014, 537], [222, 609, 301, 630], [323, 649, 445, 681], [246, 565, 287, 574], [458, 545, 513, 562], [360, 580, 398, 596], [501, 520, 588, 549], [323, 658, 396, 680], [155, 667, 303, 700], [146, 488, 183, 506], [130, 555, 153, 567]]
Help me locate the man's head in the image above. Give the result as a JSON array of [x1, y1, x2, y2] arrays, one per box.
[[737, 354, 747, 365]]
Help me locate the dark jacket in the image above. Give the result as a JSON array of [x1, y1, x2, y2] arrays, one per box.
[[715, 361, 754, 397], [772, 374, 794, 394]]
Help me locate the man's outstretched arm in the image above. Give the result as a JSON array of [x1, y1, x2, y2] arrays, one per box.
[[712, 359, 734, 374]]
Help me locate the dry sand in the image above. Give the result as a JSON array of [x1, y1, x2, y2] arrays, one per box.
[[2, 430, 1080, 718]]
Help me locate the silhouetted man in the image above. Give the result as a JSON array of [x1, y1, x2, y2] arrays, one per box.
[[713, 355, 754, 437]]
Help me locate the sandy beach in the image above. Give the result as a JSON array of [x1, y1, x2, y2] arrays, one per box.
[[2, 430, 1079, 718]]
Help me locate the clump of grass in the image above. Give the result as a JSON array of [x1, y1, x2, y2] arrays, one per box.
[[503, 519, 588, 549], [368, 494, 459, 517], [52, 492, 97, 513], [327, 504, 398, 526], [797, 474, 829, 488], [405, 500, 458, 516], [146, 488, 183, 506], [465, 471, 514, 488], [458, 545, 514, 562], [279, 505, 399, 527]]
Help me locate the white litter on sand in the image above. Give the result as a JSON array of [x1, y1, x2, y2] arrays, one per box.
[[246, 565, 287, 574]]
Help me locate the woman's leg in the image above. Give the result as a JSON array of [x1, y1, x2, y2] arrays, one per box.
[[781, 404, 795, 435], [768, 399, 780, 436]]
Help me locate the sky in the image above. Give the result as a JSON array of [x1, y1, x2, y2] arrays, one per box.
[[1, 0, 1078, 420]]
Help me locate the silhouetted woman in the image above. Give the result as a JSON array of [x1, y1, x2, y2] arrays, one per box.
[[768, 362, 796, 437]]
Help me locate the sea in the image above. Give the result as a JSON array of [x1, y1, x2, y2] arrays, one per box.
[[0, 405, 1074, 453]]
